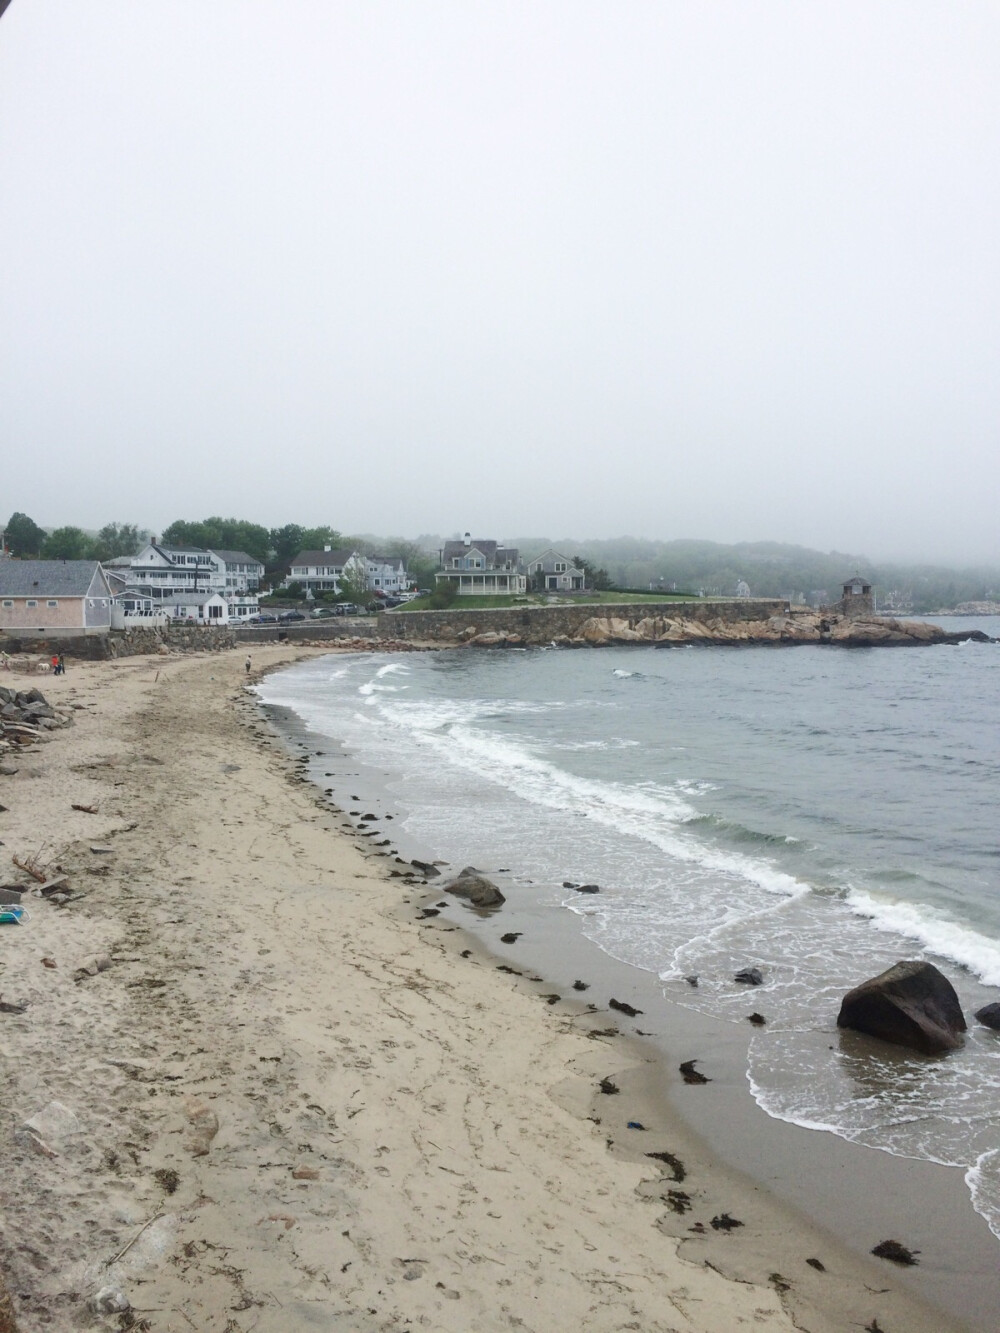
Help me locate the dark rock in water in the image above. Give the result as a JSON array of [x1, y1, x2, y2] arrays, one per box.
[[871, 1239, 919, 1265], [974, 1002, 1000, 1030], [563, 881, 578, 888], [685, 975, 699, 988], [734, 967, 764, 986], [575, 883, 601, 894], [679, 1060, 710, 1084], [500, 932, 521, 944], [444, 870, 506, 908], [609, 998, 643, 1017], [411, 860, 440, 878], [572, 980, 589, 991], [747, 1012, 767, 1026], [837, 960, 966, 1055]]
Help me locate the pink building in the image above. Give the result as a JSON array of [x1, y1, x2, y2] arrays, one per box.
[[0, 561, 114, 637]]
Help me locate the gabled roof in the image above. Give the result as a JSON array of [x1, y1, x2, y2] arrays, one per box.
[[526, 547, 574, 566], [153, 543, 211, 556], [289, 548, 360, 567], [367, 553, 405, 568], [209, 549, 263, 565], [0, 560, 110, 598]]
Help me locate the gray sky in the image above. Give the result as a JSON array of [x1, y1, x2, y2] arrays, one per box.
[[2, 2, 998, 562]]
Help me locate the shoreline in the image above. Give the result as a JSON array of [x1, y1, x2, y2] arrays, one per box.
[[0, 644, 982, 1331], [260, 650, 997, 1331]]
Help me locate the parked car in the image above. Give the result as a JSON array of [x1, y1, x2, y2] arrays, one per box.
[[249, 612, 277, 624], [382, 596, 404, 608], [333, 603, 358, 617], [278, 610, 306, 622], [309, 607, 334, 618]]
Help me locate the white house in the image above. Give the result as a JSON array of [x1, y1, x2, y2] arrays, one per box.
[[435, 536, 526, 596], [526, 548, 584, 592], [286, 547, 368, 595], [110, 543, 261, 620], [367, 554, 408, 594]]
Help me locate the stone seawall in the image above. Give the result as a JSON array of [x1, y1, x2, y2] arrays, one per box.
[[375, 599, 790, 644], [0, 626, 237, 660]]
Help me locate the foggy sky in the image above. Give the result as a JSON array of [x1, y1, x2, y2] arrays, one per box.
[[1, 2, 998, 563]]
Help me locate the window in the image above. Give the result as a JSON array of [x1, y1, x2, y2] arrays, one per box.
[[47, 600, 58, 608], [26, 600, 37, 608], [2, 600, 12, 608]]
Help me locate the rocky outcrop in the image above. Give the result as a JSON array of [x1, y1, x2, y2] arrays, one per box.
[[974, 1002, 1000, 1030], [443, 867, 506, 908], [837, 961, 967, 1054]]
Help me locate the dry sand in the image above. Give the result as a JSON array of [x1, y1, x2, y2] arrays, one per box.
[[0, 646, 969, 1331]]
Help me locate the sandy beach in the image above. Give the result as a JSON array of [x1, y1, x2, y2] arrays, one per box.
[[0, 645, 976, 1331]]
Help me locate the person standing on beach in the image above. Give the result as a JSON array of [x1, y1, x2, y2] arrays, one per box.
[[57, 654, 65, 675], [245, 655, 252, 675]]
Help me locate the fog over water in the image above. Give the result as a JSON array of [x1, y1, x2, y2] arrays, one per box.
[[1, 3, 998, 562]]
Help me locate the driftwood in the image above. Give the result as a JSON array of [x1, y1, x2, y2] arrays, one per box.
[[71, 803, 99, 815], [12, 854, 47, 884]]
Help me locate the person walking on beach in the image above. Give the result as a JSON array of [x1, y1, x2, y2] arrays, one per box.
[[50, 654, 59, 674], [57, 654, 65, 676], [245, 654, 252, 675]]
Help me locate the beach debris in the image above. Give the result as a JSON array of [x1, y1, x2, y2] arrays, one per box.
[[769, 1273, 791, 1293], [710, 1213, 744, 1231], [17, 1100, 83, 1157], [598, 1077, 620, 1095], [292, 1165, 320, 1180], [609, 998, 643, 1017], [871, 1238, 919, 1265], [41, 957, 57, 968], [74, 954, 113, 982], [90, 1287, 131, 1316], [154, 1168, 180, 1194], [974, 1002, 1000, 1030], [679, 1060, 710, 1084], [89, 846, 114, 855], [734, 967, 764, 986], [665, 1189, 691, 1214], [572, 980, 590, 991], [0, 997, 27, 1014], [183, 1099, 220, 1156], [39, 875, 71, 896], [837, 961, 966, 1055], [460, 949, 472, 958], [645, 1150, 686, 1181], [626, 1120, 646, 1130], [500, 932, 521, 944], [541, 993, 561, 1005], [443, 867, 506, 908], [748, 1012, 767, 1025], [411, 859, 440, 878], [805, 1257, 826, 1271], [12, 852, 48, 882], [71, 802, 99, 815], [417, 908, 439, 919], [685, 975, 699, 987], [496, 964, 522, 975]]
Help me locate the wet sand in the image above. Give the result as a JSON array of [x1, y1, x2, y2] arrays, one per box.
[[0, 644, 981, 1331]]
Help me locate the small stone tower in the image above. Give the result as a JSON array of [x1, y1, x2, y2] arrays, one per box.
[[839, 575, 874, 618]]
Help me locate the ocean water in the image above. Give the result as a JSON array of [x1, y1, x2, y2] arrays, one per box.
[[256, 620, 1000, 1238]]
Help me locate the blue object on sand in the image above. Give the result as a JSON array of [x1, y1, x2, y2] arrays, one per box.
[[0, 905, 25, 924]]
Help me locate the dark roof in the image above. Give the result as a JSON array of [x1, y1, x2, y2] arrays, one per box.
[[209, 549, 263, 565], [367, 553, 405, 567], [0, 560, 109, 597], [441, 540, 520, 567], [153, 543, 210, 556], [289, 548, 359, 567]]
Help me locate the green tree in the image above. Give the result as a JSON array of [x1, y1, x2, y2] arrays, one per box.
[[43, 526, 92, 560], [4, 511, 46, 557], [91, 522, 145, 562], [338, 558, 370, 605], [161, 517, 270, 564]]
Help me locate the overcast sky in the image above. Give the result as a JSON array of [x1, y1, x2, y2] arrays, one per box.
[[1, 2, 998, 562]]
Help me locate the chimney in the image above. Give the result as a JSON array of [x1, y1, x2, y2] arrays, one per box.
[[324, 544, 331, 552], [464, 532, 471, 546]]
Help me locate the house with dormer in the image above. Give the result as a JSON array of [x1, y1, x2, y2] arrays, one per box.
[[435, 535, 527, 596], [526, 548, 584, 592], [286, 547, 367, 595]]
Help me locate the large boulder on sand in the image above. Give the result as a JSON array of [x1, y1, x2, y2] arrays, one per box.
[[444, 867, 506, 908], [837, 961, 966, 1054]]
